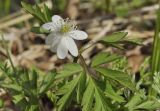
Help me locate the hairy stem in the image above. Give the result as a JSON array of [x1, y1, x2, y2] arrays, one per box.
[[78, 54, 89, 74], [78, 54, 99, 80]]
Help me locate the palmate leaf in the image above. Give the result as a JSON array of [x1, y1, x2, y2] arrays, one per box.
[[25, 104, 39, 111], [95, 67, 136, 91], [55, 63, 83, 79], [21, 1, 52, 23], [105, 84, 125, 103], [57, 80, 77, 111], [56, 72, 85, 111], [134, 100, 160, 110], [30, 70, 38, 93], [82, 77, 112, 111], [39, 71, 56, 94], [126, 91, 160, 110], [77, 72, 86, 103], [12, 94, 26, 104], [1, 84, 22, 92], [0, 63, 55, 110], [125, 90, 146, 110], [82, 77, 95, 111], [21, 1, 44, 22], [91, 52, 122, 67], [152, 72, 160, 94], [34, 4, 45, 22], [94, 84, 112, 111], [43, 4, 52, 22], [12, 94, 29, 111]]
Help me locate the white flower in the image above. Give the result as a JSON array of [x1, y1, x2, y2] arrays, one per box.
[[42, 15, 88, 59]]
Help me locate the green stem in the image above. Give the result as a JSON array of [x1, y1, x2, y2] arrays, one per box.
[[1, 34, 16, 72], [79, 41, 98, 53], [78, 54, 99, 80], [149, 1, 160, 97], [78, 54, 89, 74], [1, 34, 23, 87]]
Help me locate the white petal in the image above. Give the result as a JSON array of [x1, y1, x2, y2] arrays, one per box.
[[69, 30, 88, 40], [45, 33, 57, 45], [45, 33, 61, 52], [50, 45, 58, 52], [52, 15, 63, 23], [57, 38, 68, 59], [42, 15, 63, 31], [66, 37, 78, 57], [50, 36, 61, 52], [42, 22, 54, 31]]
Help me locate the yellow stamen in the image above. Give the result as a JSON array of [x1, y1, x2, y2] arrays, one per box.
[[60, 24, 70, 33]]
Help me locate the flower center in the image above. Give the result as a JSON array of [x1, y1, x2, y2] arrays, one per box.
[[60, 24, 71, 33], [59, 18, 77, 34]]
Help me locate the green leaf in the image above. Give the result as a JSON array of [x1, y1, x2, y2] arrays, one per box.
[[21, 1, 47, 23], [122, 38, 143, 45], [2, 84, 22, 92], [12, 94, 29, 110], [135, 100, 160, 110], [39, 72, 56, 94], [29, 70, 38, 95], [101, 32, 128, 43], [20, 70, 30, 84], [57, 91, 75, 111], [91, 52, 122, 67], [82, 77, 112, 111], [94, 83, 112, 111], [82, 78, 95, 111], [152, 72, 160, 94], [95, 67, 136, 91], [31, 27, 50, 34], [25, 105, 39, 111], [125, 91, 146, 110], [107, 43, 125, 50], [21, 1, 34, 15], [20, 72, 31, 93], [55, 63, 83, 79], [13, 94, 25, 104], [0, 98, 4, 108], [57, 73, 83, 111], [47, 91, 58, 104], [34, 4, 46, 22], [105, 84, 125, 103], [43, 4, 52, 22], [77, 72, 86, 103]]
